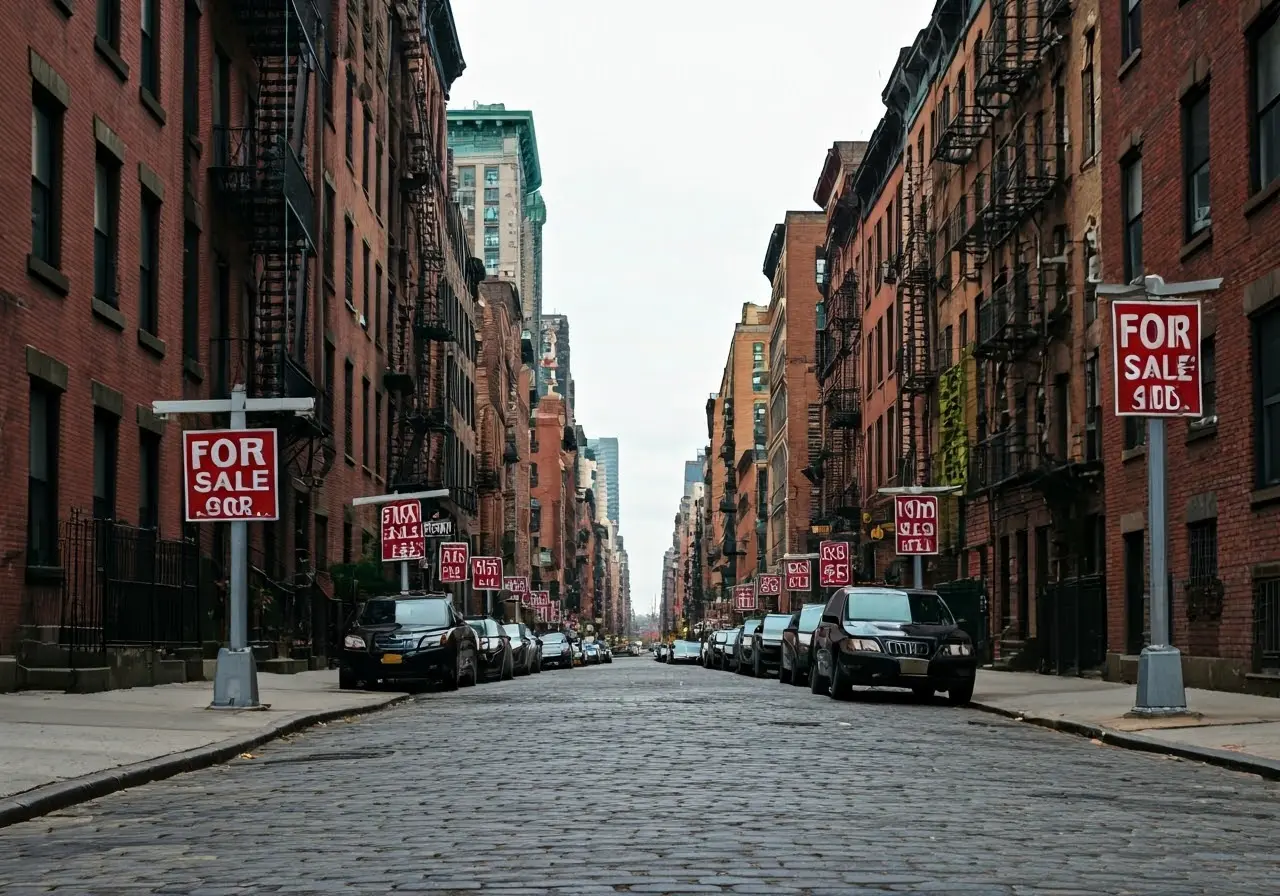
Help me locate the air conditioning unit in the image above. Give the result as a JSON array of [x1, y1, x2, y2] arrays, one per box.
[[881, 261, 898, 284]]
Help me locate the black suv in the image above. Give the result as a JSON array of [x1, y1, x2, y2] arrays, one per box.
[[735, 617, 763, 674], [747, 613, 791, 677], [340, 593, 479, 690], [809, 586, 977, 704]]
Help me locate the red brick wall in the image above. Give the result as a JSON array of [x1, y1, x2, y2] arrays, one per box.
[[1100, 0, 1280, 664], [782, 212, 826, 553]]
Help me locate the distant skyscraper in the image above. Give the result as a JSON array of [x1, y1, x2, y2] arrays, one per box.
[[588, 437, 620, 526], [683, 450, 705, 496], [539, 313, 572, 405]]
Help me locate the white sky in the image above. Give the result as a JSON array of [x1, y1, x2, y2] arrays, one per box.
[[450, 0, 937, 616]]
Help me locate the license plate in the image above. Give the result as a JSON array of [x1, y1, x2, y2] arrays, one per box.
[[898, 658, 928, 676], [381, 653, 403, 665]]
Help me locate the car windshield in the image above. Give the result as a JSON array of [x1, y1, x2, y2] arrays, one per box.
[[845, 589, 955, 626], [742, 619, 761, 635], [359, 597, 451, 628], [798, 604, 824, 632], [503, 624, 524, 640], [713, 632, 726, 643], [542, 632, 566, 644], [468, 618, 502, 637], [675, 641, 699, 654], [762, 615, 790, 634]]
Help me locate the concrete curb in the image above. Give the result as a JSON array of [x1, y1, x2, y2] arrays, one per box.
[[970, 700, 1280, 782], [0, 693, 411, 829]]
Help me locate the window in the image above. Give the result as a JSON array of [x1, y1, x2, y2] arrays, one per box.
[[753, 401, 767, 452], [323, 40, 334, 117], [752, 371, 765, 392], [94, 154, 120, 306], [483, 187, 499, 204], [1256, 308, 1280, 486], [31, 94, 61, 267], [484, 248, 498, 275], [345, 71, 355, 162], [93, 409, 118, 521], [1183, 88, 1211, 238], [374, 391, 383, 478], [461, 167, 475, 188], [1082, 29, 1097, 160], [343, 360, 355, 458], [1197, 336, 1217, 422], [183, 2, 199, 135], [1187, 520, 1218, 581], [322, 184, 335, 281], [1121, 0, 1141, 58], [27, 383, 60, 568], [342, 518, 352, 564], [362, 377, 370, 468], [483, 206, 498, 222], [182, 225, 199, 362], [374, 264, 383, 345], [139, 191, 160, 334], [1123, 416, 1146, 451], [483, 226, 499, 248], [484, 166, 498, 186], [1121, 155, 1143, 283], [1085, 355, 1101, 462], [374, 141, 383, 216], [140, 0, 159, 94], [361, 112, 370, 190], [97, 0, 120, 48], [1254, 13, 1280, 190], [344, 217, 354, 302], [752, 342, 765, 369], [362, 241, 371, 324], [139, 430, 160, 529]]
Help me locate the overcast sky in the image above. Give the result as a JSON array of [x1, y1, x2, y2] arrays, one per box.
[[450, 0, 937, 616]]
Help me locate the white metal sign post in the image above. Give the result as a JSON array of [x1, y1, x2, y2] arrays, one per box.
[[876, 486, 961, 589], [352, 489, 451, 593], [156, 385, 315, 709], [1100, 274, 1221, 717]]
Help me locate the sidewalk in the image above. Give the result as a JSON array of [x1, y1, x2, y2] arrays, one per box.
[[972, 669, 1280, 779], [0, 671, 406, 827]]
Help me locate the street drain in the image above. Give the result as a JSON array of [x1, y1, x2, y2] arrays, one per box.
[[256, 750, 394, 765]]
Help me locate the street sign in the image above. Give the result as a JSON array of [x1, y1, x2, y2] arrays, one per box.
[[439, 542, 469, 583], [733, 584, 756, 612], [1111, 299, 1202, 417], [819, 540, 852, 587], [784, 559, 811, 591], [471, 556, 502, 590], [502, 575, 530, 604], [423, 517, 453, 538], [535, 590, 550, 608], [183, 428, 279, 522], [756, 573, 783, 597], [380, 499, 425, 562], [894, 495, 939, 556]]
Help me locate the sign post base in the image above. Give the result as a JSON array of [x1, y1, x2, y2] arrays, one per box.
[[210, 647, 262, 709], [1130, 644, 1189, 716]]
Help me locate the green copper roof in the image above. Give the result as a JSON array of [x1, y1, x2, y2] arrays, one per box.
[[447, 105, 543, 193]]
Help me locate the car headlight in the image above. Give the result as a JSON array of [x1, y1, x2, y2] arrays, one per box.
[[845, 638, 881, 652], [939, 641, 972, 656], [419, 633, 447, 649], [343, 634, 366, 649]]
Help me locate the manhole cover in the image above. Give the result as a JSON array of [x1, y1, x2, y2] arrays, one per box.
[[257, 750, 394, 765]]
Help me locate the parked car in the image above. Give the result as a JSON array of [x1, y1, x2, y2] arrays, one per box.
[[630, 640, 644, 656], [572, 640, 586, 666], [340, 593, 479, 691], [809, 586, 977, 704], [707, 630, 729, 668], [465, 615, 515, 682], [721, 627, 743, 671], [655, 643, 670, 662], [735, 618, 763, 674], [747, 613, 791, 677], [699, 635, 714, 667], [583, 641, 603, 665], [779, 602, 825, 685], [668, 640, 701, 665], [539, 631, 574, 670], [598, 643, 614, 664], [504, 623, 542, 675]]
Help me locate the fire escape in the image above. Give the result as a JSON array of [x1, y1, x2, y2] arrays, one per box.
[[898, 147, 935, 488], [817, 265, 862, 536], [386, 0, 449, 497], [210, 0, 330, 485], [719, 398, 741, 599]]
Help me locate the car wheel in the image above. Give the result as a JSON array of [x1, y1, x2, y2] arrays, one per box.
[[809, 655, 827, 695], [779, 655, 792, 684], [793, 659, 809, 687], [339, 667, 358, 690], [829, 656, 852, 700], [911, 684, 934, 701], [502, 653, 515, 681], [753, 654, 761, 677], [947, 680, 975, 706], [461, 652, 478, 687], [442, 655, 460, 691]]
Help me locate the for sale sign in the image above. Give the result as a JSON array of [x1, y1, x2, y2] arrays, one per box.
[[819, 540, 852, 587], [756, 574, 783, 598], [894, 495, 939, 555], [502, 576, 530, 604], [470, 556, 503, 590], [438, 542, 469, 583], [535, 590, 551, 608], [183, 429, 279, 522], [733, 584, 756, 612], [784, 559, 811, 591], [380, 499, 425, 562], [423, 517, 453, 538], [1111, 299, 1202, 417]]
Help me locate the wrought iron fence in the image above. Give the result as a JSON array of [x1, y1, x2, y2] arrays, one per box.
[[1036, 574, 1107, 675]]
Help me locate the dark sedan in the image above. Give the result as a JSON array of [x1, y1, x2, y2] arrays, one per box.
[[779, 602, 824, 685], [735, 618, 762, 674], [340, 593, 478, 690], [466, 616, 515, 681], [539, 631, 575, 669], [504, 623, 542, 676], [809, 586, 977, 704], [707, 630, 729, 668], [748, 613, 791, 677]]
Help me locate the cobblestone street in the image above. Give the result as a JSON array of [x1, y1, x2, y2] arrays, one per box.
[[1, 662, 1278, 895]]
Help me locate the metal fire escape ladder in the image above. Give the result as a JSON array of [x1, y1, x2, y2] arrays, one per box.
[[898, 154, 935, 488]]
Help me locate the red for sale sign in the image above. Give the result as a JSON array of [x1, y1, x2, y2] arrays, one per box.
[[756, 574, 782, 597], [819, 540, 852, 587], [535, 590, 550, 608], [894, 495, 939, 555], [784, 559, 811, 591], [1111, 299, 1203, 417], [471, 556, 502, 590], [183, 428, 279, 522], [733, 584, 756, 612], [502, 576, 530, 604], [438, 542, 469, 583], [380, 499, 425, 563]]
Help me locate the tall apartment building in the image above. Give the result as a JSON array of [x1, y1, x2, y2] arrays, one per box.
[[588, 437, 620, 525], [684, 451, 707, 495], [446, 103, 544, 332], [762, 211, 827, 592], [540, 313, 573, 406]]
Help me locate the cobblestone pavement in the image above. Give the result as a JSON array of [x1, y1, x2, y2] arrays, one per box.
[[2, 661, 1279, 895]]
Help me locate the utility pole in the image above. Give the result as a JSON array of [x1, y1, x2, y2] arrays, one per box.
[[351, 489, 451, 592], [154, 385, 315, 710], [1098, 274, 1221, 717], [876, 485, 962, 589]]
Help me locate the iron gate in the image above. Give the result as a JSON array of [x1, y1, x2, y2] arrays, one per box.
[[936, 578, 991, 664], [1037, 573, 1107, 675]]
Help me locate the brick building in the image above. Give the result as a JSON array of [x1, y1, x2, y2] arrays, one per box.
[[1099, 0, 1280, 688], [529, 389, 576, 613], [763, 210, 826, 610]]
